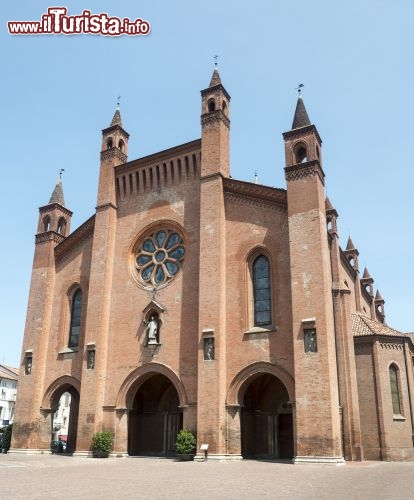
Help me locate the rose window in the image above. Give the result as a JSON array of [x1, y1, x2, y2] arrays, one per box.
[[135, 229, 185, 286]]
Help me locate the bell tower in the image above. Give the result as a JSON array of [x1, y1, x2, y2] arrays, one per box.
[[98, 104, 129, 207], [12, 175, 72, 450], [197, 66, 232, 458], [200, 64, 230, 178], [284, 94, 343, 463]]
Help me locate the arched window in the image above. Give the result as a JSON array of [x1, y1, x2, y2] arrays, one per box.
[[222, 100, 227, 115], [252, 255, 272, 326], [118, 139, 125, 152], [107, 137, 113, 150], [389, 364, 402, 415], [43, 216, 51, 232], [208, 99, 216, 112], [57, 217, 66, 235], [68, 289, 82, 348], [294, 142, 308, 163]]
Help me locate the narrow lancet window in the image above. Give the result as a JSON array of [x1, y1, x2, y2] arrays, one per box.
[[69, 289, 82, 348], [389, 365, 402, 415], [253, 255, 272, 326]]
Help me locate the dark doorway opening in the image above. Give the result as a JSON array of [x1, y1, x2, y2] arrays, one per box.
[[128, 374, 182, 456], [240, 373, 293, 459]]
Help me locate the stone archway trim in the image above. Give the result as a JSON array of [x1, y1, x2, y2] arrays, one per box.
[[226, 361, 295, 406], [41, 375, 81, 410], [115, 362, 188, 409]]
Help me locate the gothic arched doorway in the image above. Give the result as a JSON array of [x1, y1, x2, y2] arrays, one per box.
[[50, 385, 80, 454], [128, 374, 182, 456], [240, 373, 293, 459]]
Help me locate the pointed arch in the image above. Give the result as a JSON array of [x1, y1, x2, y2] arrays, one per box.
[[41, 375, 81, 411], [227, 361, 295, 406], [116, 363, 188, 409]]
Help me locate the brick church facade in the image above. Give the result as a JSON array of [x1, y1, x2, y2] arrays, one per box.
[[12, 68, 414, 462]]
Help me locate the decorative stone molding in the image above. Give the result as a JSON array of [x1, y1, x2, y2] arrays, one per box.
[[201, 110, 230, 129], [35, 231, 65, 245], [379, 342, 403, 350], [100, 148, 128, 163], [284, 160, 325, 184], [223, 178, 287, 211]]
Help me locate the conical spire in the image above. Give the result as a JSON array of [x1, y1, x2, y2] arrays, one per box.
[[110, 108, 122, 127], [209, 67, 222, 87], [48, 177, 65, 206], [346, 236, 356, 251], [362, 267, 372, 280], [292, 96, 311, 129], [375, 290, 384, 302]]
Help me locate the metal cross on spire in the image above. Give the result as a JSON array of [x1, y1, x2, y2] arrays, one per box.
[[117, 95, 121, 110], [59, 168, 65, 179], [214, 54, 218, 67], [295, 83, 304, 96]]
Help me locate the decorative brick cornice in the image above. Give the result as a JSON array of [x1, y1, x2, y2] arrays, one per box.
[[35, 231, 65, 245], [100, 148, 128, 163], [379, 342, 403, 350], [201, 110, 230, 129], [223, 178, 287, 211], [38, 203, 73, 217], [102, 124, 130, 138], [282, 124, 322, 145], [284, 160, 325, 184], [200, 83, 231, 101], [55, 215, 95, 261], [115, 139, 201, 176]]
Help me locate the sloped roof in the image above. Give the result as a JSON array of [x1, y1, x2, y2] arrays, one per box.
[[292, 96, 311, 129], [0, 364, 19, 381], [352, 314, 406, 338], [48, 178, 65, 206], [209, 68, 222, 87]]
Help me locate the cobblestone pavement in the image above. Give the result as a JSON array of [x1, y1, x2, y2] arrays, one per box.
[[1, 454, 414, 500]]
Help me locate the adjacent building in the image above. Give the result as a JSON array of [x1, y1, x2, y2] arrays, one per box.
[[0, 364, 19, 427]]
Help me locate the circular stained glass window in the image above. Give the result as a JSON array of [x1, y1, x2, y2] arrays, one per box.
[[135, 229, 185, 287]]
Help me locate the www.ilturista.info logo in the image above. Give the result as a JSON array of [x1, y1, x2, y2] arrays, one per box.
[[8, 7, 151, 36]]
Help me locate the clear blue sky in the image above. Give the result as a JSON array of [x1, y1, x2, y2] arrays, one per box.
[[1, 1, 413, 367]]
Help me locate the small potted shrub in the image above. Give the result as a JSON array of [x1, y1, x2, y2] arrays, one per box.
[[2, 424, 13, 453], [91, 431, 114, 458], [175, 429, 196, 461]]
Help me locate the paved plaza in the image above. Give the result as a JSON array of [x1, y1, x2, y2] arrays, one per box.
[[1, 454, 414, 499]]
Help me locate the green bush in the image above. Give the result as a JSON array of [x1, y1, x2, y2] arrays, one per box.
[[91, 431, 114, 457], [2, 424, 13, 451], [175, 429, 196, 455]]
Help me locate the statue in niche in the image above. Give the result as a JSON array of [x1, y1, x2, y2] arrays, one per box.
[[25, 356, 32, 375], [144, 314, 159, 345], [87, 349, 95, 369], [203, 337, 215, 360]]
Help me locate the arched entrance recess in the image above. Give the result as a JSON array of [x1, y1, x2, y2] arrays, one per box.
[[127, 373, 182, 456], [241, 373, 293, 459], [42, 376, 80, 454], [227, 363, 294, 460]]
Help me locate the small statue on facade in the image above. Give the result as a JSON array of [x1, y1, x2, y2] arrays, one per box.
[[25, 356, 32, 375], [87, 349, 95, 370], [144, 315, 159, 345]]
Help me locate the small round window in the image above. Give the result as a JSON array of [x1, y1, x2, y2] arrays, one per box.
[[135, 228, 185, 287]]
